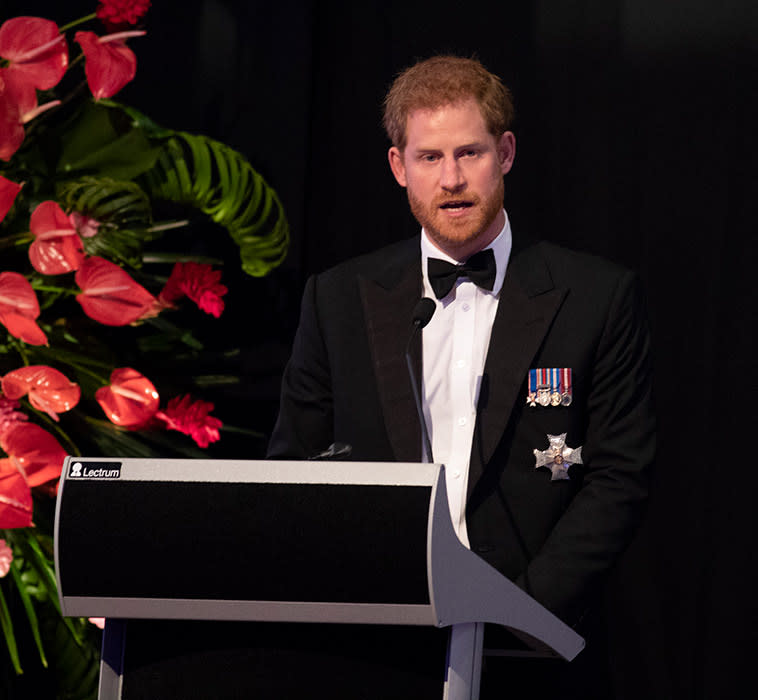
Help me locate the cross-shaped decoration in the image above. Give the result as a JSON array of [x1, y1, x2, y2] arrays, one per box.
[[533, 433, 583, 481]]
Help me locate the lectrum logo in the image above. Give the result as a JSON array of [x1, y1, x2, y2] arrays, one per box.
[[68, 461, 121, 479]]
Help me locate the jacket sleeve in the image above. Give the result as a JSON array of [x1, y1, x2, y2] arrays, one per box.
[[517, 270, 656, 624], [266, 274, 335, 459]]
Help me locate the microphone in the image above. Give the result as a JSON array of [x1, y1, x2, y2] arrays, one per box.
[[412, 297, 436, 329], [406, 298, 436, 463], [308, 442, 353, 460]]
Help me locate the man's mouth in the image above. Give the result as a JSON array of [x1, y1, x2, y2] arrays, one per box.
[[439, 200, 474, 211]]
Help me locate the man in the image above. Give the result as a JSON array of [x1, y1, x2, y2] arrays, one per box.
[[268, 56, 655, 698]]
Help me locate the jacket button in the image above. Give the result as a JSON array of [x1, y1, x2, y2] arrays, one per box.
[[474, 543, 494, 554]]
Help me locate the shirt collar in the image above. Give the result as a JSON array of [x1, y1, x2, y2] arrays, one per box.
[[420, 210, 512, 297]]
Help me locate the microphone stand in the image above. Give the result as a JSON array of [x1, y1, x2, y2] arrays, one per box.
[[406, 298, 436, 464]]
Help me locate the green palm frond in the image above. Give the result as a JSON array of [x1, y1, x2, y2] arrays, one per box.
[[140, 132, 289, 277], [57, 177, 152, 229], [57, 177, 154, 268]]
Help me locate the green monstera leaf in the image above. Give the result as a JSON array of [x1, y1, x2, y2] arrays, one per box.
[[140, 131, 289, 277], [57, 177, 154, 268], [54, 99, 289, 278]]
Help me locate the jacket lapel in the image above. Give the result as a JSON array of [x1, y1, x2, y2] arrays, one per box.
[[470, 243, 567, 480], [358, 241, 423, 462], [356, 238, 566, 471]]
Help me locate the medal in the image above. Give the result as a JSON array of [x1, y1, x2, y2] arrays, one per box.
[[526, 369, 539, 406], [560, 367, 573, 406], [536, 368, 551, 405], [550, 367, 562, 405], [527, 368, 574, 407], [533, 433, 583, 481]]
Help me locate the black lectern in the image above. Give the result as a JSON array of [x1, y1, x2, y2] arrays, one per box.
[[54, 457, 584, 699]]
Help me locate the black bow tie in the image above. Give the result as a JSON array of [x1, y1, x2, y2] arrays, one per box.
[[427, 248, 496, 299]]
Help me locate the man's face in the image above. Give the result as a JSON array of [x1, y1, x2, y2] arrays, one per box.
[[388, 99, 515, 261]]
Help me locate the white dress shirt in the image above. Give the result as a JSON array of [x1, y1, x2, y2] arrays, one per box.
[[421, 213, 512, 544], [420, 212, 512, 700]]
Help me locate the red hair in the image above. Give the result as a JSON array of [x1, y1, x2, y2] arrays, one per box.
[[382, 55, 514, 150]]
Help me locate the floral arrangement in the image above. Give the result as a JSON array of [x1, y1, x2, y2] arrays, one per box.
[[0, 1, 288, 695]]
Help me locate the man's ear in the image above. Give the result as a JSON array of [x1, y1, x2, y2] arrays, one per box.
[[498, 131, 516, 175], [388, 146, 408, 187]]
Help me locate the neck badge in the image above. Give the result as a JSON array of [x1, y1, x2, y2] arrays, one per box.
[[533, 433, 583, 481]]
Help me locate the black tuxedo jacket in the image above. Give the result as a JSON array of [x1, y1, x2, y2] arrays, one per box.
[[268, 235, 655, 625]]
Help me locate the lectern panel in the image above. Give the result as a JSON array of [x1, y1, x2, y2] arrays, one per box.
[[58, 480, 430, 604]]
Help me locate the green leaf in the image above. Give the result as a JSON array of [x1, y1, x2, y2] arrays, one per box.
[[57, 102, 162, 181], [13, 534, 62, 616], [0, 584, 22, 675], [82, 417, 208, 459], [9, 562, 47, 668], [98, 99, 174, 139], [40, 612, 100, 700], [57, 177, 154, 267], [142, 251, 222, 266], [57, 101, 120, 168], [62, 128, 162, 181], [140, 315, 204, 351], [139, 129, 289, 277]]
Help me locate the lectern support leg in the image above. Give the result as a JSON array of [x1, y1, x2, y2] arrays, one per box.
[[99, 620, 125, 699], [443, 622, 484, 700]]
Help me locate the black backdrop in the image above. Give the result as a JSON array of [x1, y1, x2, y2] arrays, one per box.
[[5, 1, 758, 697]]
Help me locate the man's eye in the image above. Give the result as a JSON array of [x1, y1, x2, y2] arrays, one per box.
[[461, 149, 479, 158], [421, 154, 439, 162]]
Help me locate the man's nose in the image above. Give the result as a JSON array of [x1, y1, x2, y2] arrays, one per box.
[[440, 159, 465, 191]]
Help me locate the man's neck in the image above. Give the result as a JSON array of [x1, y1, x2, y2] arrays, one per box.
[[427, 209, 506, 262]]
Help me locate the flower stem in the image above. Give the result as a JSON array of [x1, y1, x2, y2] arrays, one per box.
[[28, 283, 77, 296], [67, 53, 85, 71], [34, 410, 80, 457], [59, 13, 98, 33], [146, 220, 191, 233], [0, 232, 33, 251]]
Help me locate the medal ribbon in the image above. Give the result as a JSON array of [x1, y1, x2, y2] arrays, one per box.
[[561, 367, 572, 395]]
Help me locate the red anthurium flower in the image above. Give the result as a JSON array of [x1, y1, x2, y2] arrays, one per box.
[[2, 365, 81, 421], [29, 200, 86, 275], [0, 459, 33, 529], [0, 17, 68, 107], [74, 30, 144, 100], [0, 397, 28, 445], [97, 0, 152, 28], [0, 81, 25, 161], [159, 262, 228, 318], [0, 17, 68, 90], [1, 422, 66, 487], [0, 271, 47, 345], [0, 71, 61, 161], [75, 256, 156, 326], [0, 175, 22, 224], [0, 67, 36, 120], [157, 394, 222, 448], [0, 17, 67, 160], [95, 367, 159, 427]]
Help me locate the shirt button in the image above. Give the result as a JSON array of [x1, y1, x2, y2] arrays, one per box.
[[456, 359, 465, 368], [461, 303, 470, 312], [457, 417, 467, 426], [452, 470, 461, 479]]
